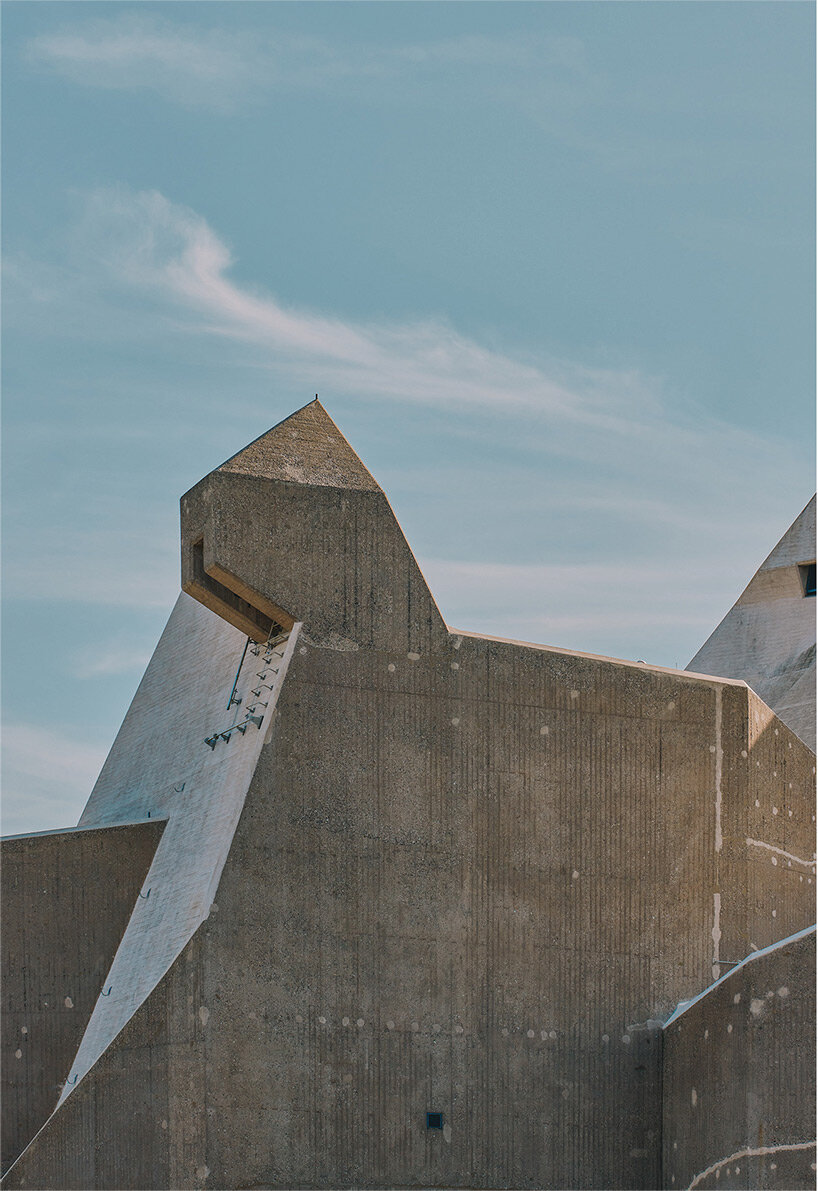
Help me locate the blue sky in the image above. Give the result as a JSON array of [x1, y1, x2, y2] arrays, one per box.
[[2, 1, 814, 834]]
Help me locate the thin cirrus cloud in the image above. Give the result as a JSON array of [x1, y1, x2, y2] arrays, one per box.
[[26, 16, 590, 113], [76, 186, 797, 484], [1, 724, 108, 835]]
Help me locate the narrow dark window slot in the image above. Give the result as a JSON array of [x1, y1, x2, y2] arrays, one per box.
[[799, 561, 816, 597], [426, 1112, 443, 1130]]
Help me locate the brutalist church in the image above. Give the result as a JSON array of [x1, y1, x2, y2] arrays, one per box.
[[3, 400, 815, 1191]]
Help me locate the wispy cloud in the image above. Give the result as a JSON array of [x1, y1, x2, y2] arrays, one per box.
[[3, 525, 178, 610], [1, 724, 107, 834], [27, 16, 590, 113], [75, 187, 800, 481], [423, 557, 738, 665], [75, 187, 673, 434], [72, 646, 155, 680]]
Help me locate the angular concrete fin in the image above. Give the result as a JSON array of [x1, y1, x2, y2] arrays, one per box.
[[217, 399, 381, 493]]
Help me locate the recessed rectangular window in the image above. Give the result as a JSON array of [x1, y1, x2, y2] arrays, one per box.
[[426, 1112, 443, 1130], [799, 561, 816, 597]]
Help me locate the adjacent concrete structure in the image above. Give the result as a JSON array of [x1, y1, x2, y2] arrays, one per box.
[[3, 401, 815, 1190], [688, 496, 816, 751]]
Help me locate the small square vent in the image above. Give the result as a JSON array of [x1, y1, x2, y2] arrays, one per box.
[[426, 1112, 443, 1130]]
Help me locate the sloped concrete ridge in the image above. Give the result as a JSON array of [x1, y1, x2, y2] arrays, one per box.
[[688, 496, 816, 750], [3, 405, 815, 1190]]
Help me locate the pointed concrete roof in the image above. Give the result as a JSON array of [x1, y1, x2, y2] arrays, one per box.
[[217, 399, 381, 492]]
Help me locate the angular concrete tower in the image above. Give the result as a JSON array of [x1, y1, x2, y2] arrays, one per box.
[[3, 402, 815, 1191], [688, 497, 816, 750]]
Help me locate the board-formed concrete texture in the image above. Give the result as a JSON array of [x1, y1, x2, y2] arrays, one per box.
[[662, 926, 816, 1191], [688, 496, 816, 751], [2, 401, 815, 1190], [1, 821, 165, 1173]]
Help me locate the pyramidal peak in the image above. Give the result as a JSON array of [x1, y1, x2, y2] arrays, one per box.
[[217, 399, 381, 492]]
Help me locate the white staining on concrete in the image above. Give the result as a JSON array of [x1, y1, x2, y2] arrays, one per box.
[[299, 646, 307, 655], [772, 910, 777, 918], [452, 636, 462, 650], [387, 663, 395, 673], [432, 1023, 441, 1033], [451, 717, 460, 727], [318, 1016, 326, 1025], [443, 1122, 452, 1143], [741, 750, 748, 759], [195, 1165, 209, 1182], [450, 662, 459, 671], [386, 1020, 395, 1030], [572, 870, 580, 880], [570, 690, 579, 701], [711, 892, 722, 980], [540, 1030, 547, 1040], [703, 1029, 709, 1039], [668, 701, 676, 711], [549, 1030, 557, 1039], [64, 997, 74, 1009], [407, 652, 420, 662], [161, 1119, 168, 1130], [727, 1024, 733, 1033], [733, 993, 741, 1004], [540, 725, 549, 736], [15, 1049, 22, 1059], [501, 1028, 509, 1037], [774, 728, 779, 736], [455, 1024, 464, 1035], [691, 1088, 697, 1107], [686, 1142, 817, 1190], [411, 1021, 419, 1031], [295, 1014, 303, 1023], [771, 857, 778, 867], [749, 998, 765, 1016], [342, 1017, 350, 1027], [745, 838, 817, 869], [713, 688, 723, 853], [21, 1026, 27, 1035], [356, 1018, 364, 1027], [602, 1034, 609, 1044], [527, 1029, 535, 1039], [778, 986, 790, 998], [772, 807, 779, 815], [198, 1006, 210, 1028], [755, 800, 760, 808], [622, 1034, 631, 1045]]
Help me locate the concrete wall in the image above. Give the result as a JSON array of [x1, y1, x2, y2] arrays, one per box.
[[4, 406, 814, 1190], [662, 928, 816, 1191], [1, 821, 164, 1174], [6, 634, 814, 1190], [688, 497, 816, 751]]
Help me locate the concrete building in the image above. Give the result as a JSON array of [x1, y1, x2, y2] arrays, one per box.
[[3, 401, 815, 1190], [688, 496, 816, 751]]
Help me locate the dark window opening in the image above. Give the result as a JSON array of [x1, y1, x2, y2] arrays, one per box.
[[799, 561, 816, 598], [190, 539, 283, 640], [426, 1112, 443, 1130]]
